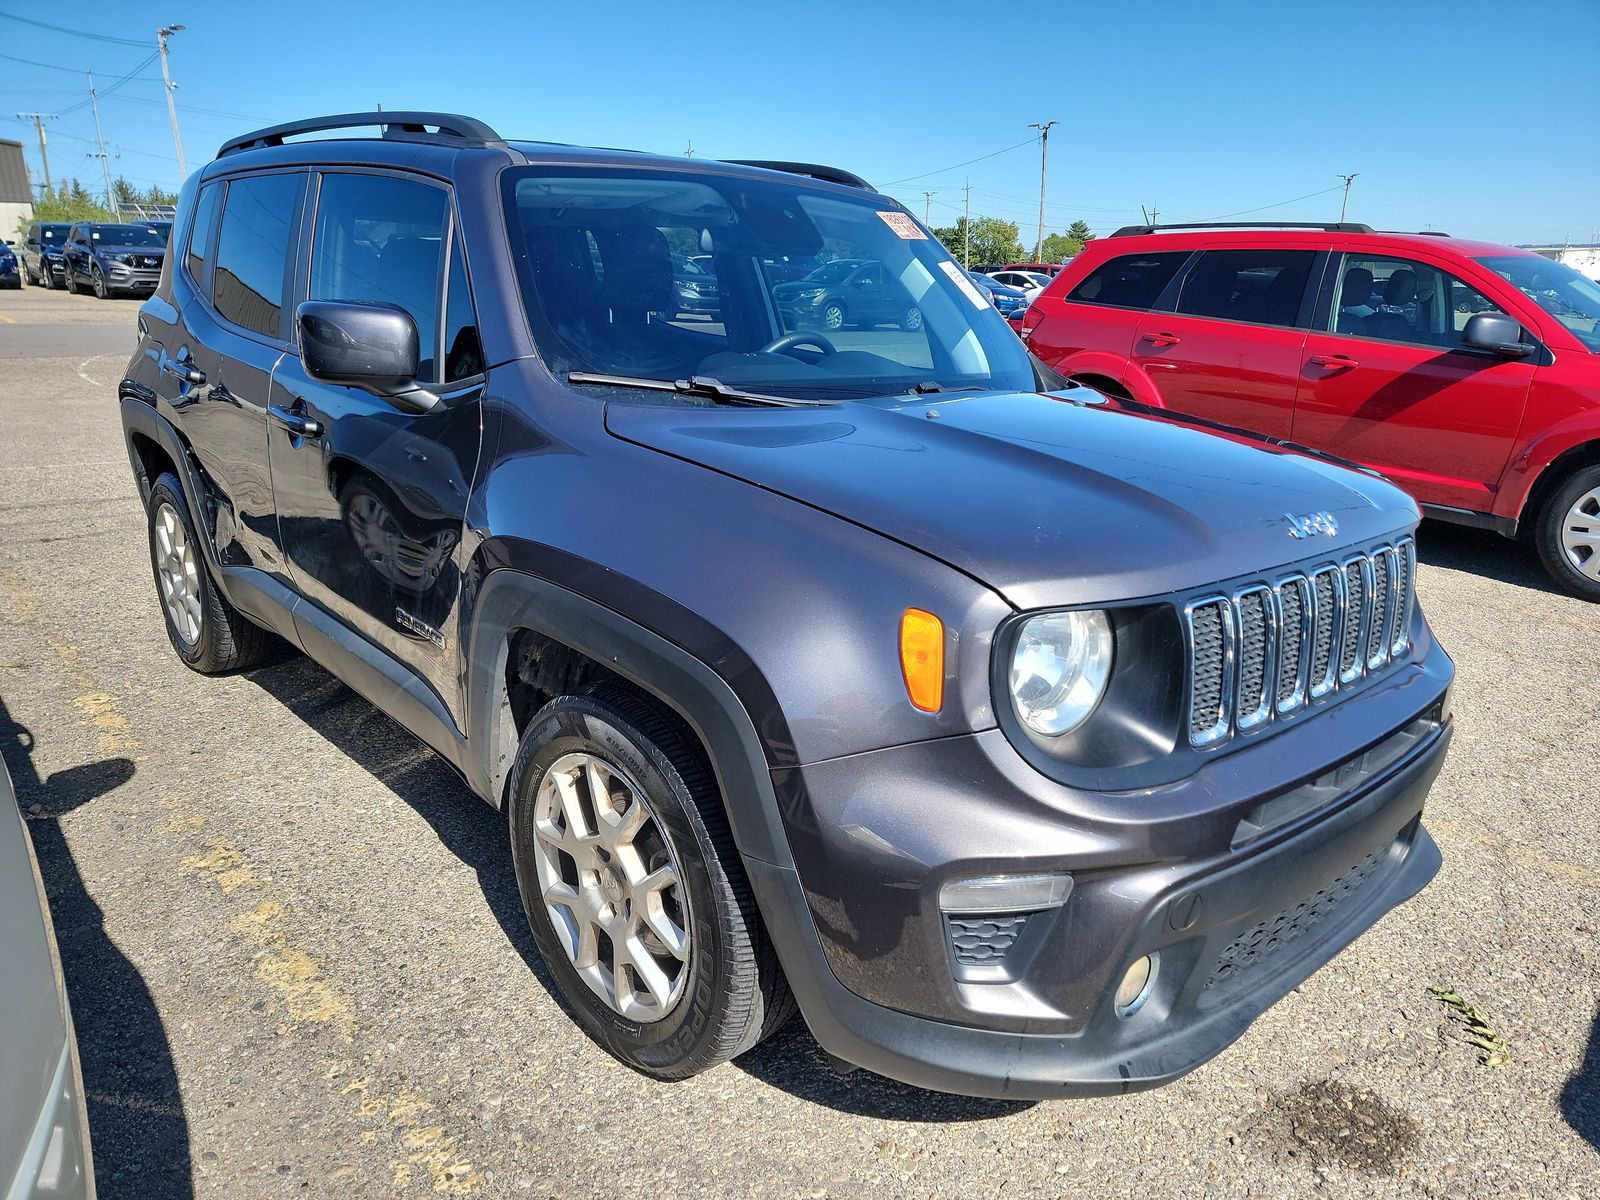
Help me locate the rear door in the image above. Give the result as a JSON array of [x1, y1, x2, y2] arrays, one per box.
[[266, 169, 484, 724], [161, 170, 305, 584], [1027, 248, 1191, 369], [1293, 251, 1536, 511], [1132, 246, 1322, 438]]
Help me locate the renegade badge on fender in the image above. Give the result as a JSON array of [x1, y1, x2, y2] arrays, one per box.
[[118, 112, 1453, 1098]]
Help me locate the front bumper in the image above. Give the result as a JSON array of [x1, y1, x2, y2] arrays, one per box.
[[102, 264, 160, 294], [754, 639, 1452, 1098]]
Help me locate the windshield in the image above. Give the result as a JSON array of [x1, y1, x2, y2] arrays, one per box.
[[1476, 255, 1600, 352], [92, 225, 166, 248], [40, 224, 69, 240], [502, 166, 1034, 402]]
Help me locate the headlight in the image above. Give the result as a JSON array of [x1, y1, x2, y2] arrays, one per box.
[[1009, 610, 1114, 737], [795, 287, 824, 300], [103, 252, 127, 264]]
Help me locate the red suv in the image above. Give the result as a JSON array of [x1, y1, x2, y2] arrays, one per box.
[[1024, 222, 1600, 598]]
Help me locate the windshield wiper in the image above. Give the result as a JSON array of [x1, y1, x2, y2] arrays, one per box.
[[566, 371, 825, 408]]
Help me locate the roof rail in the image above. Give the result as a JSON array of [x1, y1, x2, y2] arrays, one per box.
[[1379, 229, 1451, 237], [1110, 220, 1375, 237], [218, 111, 506, 159], [724, 160, 876, 192]]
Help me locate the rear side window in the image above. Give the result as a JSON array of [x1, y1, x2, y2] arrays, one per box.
[[1174, 249, 1317, 328], [185, 183, 222, 289], [214, 173, 302, 339], [1067, 252, 1188, 310], [310, 172, 448, 382]]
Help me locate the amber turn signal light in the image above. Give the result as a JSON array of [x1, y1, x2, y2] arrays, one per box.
[[899, 608, 945, 713]]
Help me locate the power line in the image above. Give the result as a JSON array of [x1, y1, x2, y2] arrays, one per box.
[[57, 51, 159, 116], [882, 136, 1038, 186], [0, 13, 149, 47], [1189, 184, 1346, 223], [0, 49, 158, 78]]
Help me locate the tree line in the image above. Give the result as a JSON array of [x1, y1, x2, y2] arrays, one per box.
[[16, 177, 180, 238], [929, 216, 1096, 267]]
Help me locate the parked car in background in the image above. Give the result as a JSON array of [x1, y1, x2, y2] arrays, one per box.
[[1, 758, 96, 1199], [19, 222, 71, 288], [0, 240, 19, 289], [1006, 302, 1030, 335], [987, 269, 1052, 294], [774, 257, 924, 330], [1025, 220, 1600, 599], [120, 112, 1452, 1101], [60, 222, 168, 299], [973, 271, 1028, 315], [670, 253, 721, 319]]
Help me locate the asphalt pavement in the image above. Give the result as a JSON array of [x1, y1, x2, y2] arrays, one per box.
[[0, 282, 1595, 1198]]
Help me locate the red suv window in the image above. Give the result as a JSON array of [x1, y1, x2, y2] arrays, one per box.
[[1066, 252, 1188, 310]]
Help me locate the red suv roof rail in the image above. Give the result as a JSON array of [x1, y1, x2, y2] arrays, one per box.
[[1109, 221, 1374, 237]]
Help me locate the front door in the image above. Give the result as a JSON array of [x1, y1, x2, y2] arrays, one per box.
[[266, 170, 484, 722], [1133, 247, 1320, 439], [1292, 253, 1536, 512]]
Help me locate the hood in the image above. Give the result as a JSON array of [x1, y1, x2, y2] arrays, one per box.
[[605, 390, 1417, 610]]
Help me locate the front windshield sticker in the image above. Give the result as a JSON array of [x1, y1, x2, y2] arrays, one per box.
[[939, 260, 990, 310], [876, 211, 927, 240]]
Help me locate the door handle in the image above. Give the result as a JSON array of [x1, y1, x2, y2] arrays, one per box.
[[1141, 331, 1181, 348], [1309, 353, 1359, 371], [161, 358, 206, 387], [268, 405, 322, 438]]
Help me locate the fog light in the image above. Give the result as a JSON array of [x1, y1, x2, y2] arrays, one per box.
[[1114, 954, 1157, 1017]]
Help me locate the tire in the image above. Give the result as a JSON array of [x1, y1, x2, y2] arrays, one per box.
[[507, 686, 794, 1080], [146, 472, 273, 672], [91, 266, 108, 300], [1534, 464, 1600, 601], [39, 264, 52, 290], [900, 304, 924, 332], [821, 301, 846, 331], [64, 268, 78, 295]]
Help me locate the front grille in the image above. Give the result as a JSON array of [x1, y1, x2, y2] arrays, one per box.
[[1205, 846, 1390, 989], [1184, 538, 1415, 748], [946, 914, 1029, 966]]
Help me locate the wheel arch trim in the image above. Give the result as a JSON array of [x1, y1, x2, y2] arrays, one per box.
[[465, 566, 797, 871]]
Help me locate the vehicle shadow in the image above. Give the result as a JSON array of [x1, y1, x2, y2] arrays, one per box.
[[1560, 1002, 1598, 1153], [0, 697, 191, 1200], [1414, 519, 1565, 597], [240, 656, 1029, 1122]]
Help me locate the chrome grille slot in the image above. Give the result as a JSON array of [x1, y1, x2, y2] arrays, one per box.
[[1185, 540, 1418, 749], [1274, 576, 1310, 713], [1186, 598, 1232, 746], [1339, 558, 1366, 683], [1233, 587, 1273, 730]]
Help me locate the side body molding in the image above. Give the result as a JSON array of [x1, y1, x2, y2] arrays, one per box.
[[465, 567, 796, 871]]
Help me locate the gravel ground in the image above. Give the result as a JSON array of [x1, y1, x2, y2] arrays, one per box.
[[0, 283, 1595, 1198]]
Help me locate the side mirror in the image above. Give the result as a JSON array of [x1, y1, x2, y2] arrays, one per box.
[[1460, 312, 1533, 359], [296, 300, 437, 413]]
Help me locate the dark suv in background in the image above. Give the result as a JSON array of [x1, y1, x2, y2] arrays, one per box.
[[119, 112, 1453, 1099], [19, 221, 71, 288], [61, 221, 169, 299]]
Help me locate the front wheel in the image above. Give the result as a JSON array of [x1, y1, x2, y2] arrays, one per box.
[[820, 301, 846, 331], [900, 304, 923, 331], [64, 268, 78, 295], [91, 266, 109, 299], [1535, 464, 1600, 601], [39, 264, 53, 290], [507, 687, 793, 1080]]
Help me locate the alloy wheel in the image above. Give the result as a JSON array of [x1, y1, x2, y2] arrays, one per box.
[[153, 501, 203, 645], [530, 751, 691, 1022], [822, 303, 845, 331], [92, 267, 107, 299], [1560, 487, 1600, 580], [903, 305, 923, 331]]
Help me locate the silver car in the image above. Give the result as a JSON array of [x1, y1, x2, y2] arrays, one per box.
[[1, 758, 94, 1200]]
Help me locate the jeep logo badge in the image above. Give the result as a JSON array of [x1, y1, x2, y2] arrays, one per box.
[[1285, 511, 1339, 539]]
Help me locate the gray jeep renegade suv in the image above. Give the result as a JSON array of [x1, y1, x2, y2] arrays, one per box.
[[118, 112, 1453, 1099]]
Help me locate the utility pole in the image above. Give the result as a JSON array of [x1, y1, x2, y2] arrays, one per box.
[[684, 140, 693, 158], [922, 191, 935, 225], [15, 112, 56, 194], [156, 25, 187, 180], [87, 72, 116, 211], [1337, 173, 1359, 222], [1028, 120, 1058, 259], [962, 179, 971, 268]]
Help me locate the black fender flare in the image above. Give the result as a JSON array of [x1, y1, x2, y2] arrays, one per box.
[[119, 395, 230, 583], [464, 567, 796, 871]]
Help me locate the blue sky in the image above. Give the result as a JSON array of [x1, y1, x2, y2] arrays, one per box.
[[3, 0, 1595, 245]]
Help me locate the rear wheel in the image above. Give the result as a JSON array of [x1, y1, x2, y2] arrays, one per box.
[[507, 687, 793, 1080], [1535, 464, 1600, 601], [146, 472, 273, 671]]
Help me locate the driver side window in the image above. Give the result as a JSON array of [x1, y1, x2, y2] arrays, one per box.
[[1332, 255, 1504, 349]]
